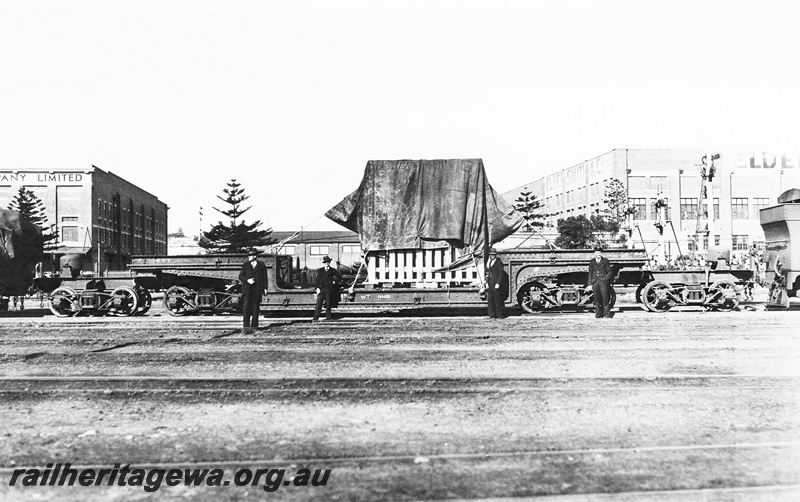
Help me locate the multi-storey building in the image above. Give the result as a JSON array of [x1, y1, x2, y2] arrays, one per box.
[[0, 165, 168, 272], [503, 149, 800, 258]]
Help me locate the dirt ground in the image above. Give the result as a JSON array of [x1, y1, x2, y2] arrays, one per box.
[[1, 299, 799, 501]]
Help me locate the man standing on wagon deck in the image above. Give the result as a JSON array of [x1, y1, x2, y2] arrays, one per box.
[[239, 248, 268, 331], [588, 246, 613, 318]]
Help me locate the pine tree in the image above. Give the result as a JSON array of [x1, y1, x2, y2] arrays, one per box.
[[603, 178, 633, 226], [602, 178, 634, 242], [512, 188, 545, 232], [199, 179, 275, 253], [7, 187, 59, 250]]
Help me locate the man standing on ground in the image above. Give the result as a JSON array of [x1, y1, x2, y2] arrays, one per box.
[[485, 248, 505, 319], [313, 255, 342, 321], [588, 246, 613, 318], [238, 248, 268, 331]]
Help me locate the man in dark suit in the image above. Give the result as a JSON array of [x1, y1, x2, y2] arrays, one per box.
[[485, 248, 505, 319], [588, 246, 613, 318], [313, 255, 342, 321], [238, 248, 268, 330]]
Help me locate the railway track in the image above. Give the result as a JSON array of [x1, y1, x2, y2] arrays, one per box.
[[3, 375, 799, 395]]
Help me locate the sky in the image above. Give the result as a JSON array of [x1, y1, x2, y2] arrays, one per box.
[[2, 0, 799, 236]]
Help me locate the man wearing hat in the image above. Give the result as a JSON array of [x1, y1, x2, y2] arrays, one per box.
[[313, 255, 342, 321], [588, 246, 613, 318], [238, 248, 268, 330], [485, 248, 505, 319]]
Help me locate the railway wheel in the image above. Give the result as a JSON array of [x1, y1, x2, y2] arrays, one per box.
[[135, 288, 153, 315], [641, 280, 674, 312], [109, 286, 139, 317], [517, 282, 548, 314], [49, 287, 81, 317], [708, 280, 739, 312], [163, 286, 197, 316]]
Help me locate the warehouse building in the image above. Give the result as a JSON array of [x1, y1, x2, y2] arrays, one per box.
[[267, 230, 362, 271], [0, 165, 168, 273], [503, 149, 800, 259]]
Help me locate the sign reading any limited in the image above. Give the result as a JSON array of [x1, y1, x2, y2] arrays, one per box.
[[0, 172, 85, 184]]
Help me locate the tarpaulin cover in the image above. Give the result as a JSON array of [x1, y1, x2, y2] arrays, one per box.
[[325, 159, 523, 256], [0, 209, 43, 294]]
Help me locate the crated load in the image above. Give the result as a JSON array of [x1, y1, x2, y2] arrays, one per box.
[[325, 159, 522, 256]]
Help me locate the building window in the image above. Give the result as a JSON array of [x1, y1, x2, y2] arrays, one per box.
[[61, 216, 78, 222], [732, 235, 749, 251], [630, 198, 647, 220], [680, 198, 698, 220], [713, 198, 719, 220], [687, 234, 709, 252], [341, 244, 361, 254], [753, 197, 769, 216], [731, 198, 749, 219], [277, 245, 295, 255], [309, 245, 330, 256], [62, 226, 78, 242]]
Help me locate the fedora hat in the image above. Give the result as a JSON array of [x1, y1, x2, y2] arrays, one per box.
[[246, 248, 261, 256], [321, 255, 332, 263]]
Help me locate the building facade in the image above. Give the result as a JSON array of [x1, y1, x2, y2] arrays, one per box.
[[267, 230, 362, 272], [503, 149, 800, 259], [0, 166, 168, 273]]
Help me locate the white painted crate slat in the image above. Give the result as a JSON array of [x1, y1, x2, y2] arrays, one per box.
[[363, 247, 479, 285]]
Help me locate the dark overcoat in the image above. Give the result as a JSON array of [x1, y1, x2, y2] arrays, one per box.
[[315, 266, 342, 291], [239, 259, 269, 297]]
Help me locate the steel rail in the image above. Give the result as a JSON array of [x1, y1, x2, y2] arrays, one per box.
[[2, 375, 798, 394]]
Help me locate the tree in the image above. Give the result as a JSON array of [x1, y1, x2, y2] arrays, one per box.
[[7, 186, 59, 250], [554, 212, 628, 249], [512, 188, 545, 232], [199, 179, 275, 253], [591, 212, 629, 246], [554, 215, 594, 249], [603, 178, 634, 233]]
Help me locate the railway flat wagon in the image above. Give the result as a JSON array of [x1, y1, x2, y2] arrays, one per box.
[[44, 246, 652, 318], [128, 247, 649, 316], [760, 188, 800, 308], [129, 250, 494, 315]]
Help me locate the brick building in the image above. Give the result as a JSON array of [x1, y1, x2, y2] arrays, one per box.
[[0, 165, 168, 273]]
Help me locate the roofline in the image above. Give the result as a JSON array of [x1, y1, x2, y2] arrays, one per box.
[[0, 165, 166, 205]]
